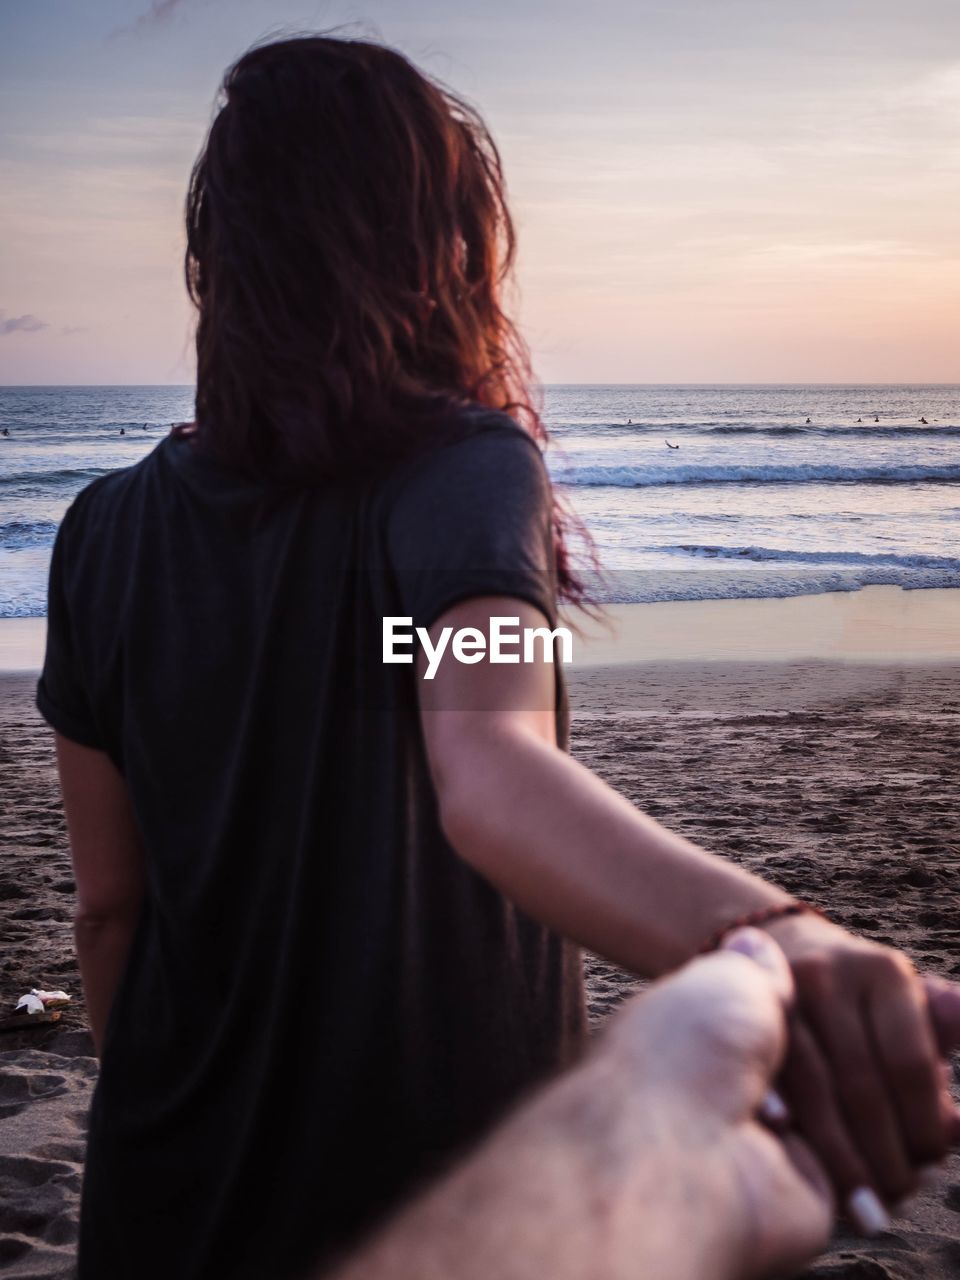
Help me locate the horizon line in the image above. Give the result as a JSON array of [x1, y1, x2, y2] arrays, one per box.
[[3, 381, 960, 390]]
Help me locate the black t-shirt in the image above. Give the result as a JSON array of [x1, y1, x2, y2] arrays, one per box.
[[37, 407, 586, 1280]]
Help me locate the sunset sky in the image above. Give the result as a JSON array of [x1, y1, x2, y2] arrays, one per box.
[[2, 0, 959, 384]]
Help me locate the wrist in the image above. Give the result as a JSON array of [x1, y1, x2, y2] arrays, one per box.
[[760, 907, 843, 948], [699, 899, 827, 955]]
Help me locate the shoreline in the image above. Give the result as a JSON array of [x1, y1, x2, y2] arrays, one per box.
[[566, 584, 960, 666], [2, 583, 959, 674]]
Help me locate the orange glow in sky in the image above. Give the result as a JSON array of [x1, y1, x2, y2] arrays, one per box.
[[2, 1, 959, 384]]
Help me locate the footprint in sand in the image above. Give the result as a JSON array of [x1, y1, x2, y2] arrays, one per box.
[[65, 1107, 90, 1134], [0, 1237, 32, 1266], [0, 1153, 82, 1192], [0, 1068, 69, 1119], [802, 1258, 898, 1278], [31, 1139, 85, 1163]]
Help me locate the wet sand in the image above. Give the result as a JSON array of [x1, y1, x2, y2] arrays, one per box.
[[1, 645, 959, 1277]]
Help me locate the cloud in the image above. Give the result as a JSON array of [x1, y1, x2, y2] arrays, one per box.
[[0, 312, 48, 336], [894, 62, 960, 114], [60, 325, 87, 336], [110, 0, 192, 39], [134, 0, 188, 24]]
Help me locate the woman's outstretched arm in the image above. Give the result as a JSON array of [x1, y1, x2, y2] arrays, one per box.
[[417, 598, 960, 1222], [418, 597, 794, 973]]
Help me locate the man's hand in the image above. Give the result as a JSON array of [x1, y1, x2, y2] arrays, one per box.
[[330, 927, 832, 1280], [603, 927, 833, 1280]]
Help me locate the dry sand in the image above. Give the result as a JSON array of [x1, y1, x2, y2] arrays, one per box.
[[1, 592, 959, 1277]]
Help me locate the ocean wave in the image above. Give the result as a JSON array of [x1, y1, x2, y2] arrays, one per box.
[[658, 544, 960, 569], [0, 519, 59, 551], [5, 561, 959, 618], [0, 466, 111, 492], [552, 421, 960, 439], [551, 462, 960, 488], [574, 564, 960, 605], [706, 423, 960, 438]]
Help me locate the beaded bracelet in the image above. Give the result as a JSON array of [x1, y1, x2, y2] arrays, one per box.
[[699, 900, 827, 954]]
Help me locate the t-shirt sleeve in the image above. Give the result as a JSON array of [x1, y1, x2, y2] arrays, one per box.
[[386, 422, 559, 631], [35, 511, 105, 749]]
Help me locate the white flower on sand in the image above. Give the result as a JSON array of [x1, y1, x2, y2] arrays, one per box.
[[13, 989, 71, 1015], [15, 994, 46, 1015]]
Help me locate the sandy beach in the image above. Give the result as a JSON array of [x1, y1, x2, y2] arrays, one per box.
[[1, 589, 959, 1278]]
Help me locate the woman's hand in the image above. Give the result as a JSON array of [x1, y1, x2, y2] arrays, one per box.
[[763, 910, 960, 1222]]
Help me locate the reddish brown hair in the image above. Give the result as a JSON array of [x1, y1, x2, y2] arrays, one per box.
[[185, 34, 585, 598]]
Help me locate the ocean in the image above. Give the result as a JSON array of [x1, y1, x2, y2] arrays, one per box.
[[1, 383, 959, 617]]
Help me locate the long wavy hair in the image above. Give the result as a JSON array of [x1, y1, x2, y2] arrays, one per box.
[[185, 33, 587, 600]]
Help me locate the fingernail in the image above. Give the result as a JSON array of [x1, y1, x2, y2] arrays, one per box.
[[722, 926, 772, 962], [758, 1088, 790, 1127], [721, 927, 793, 1003], [847, 1187, 890, 1237]]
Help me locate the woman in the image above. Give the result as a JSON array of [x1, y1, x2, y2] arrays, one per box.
[[38, 34, 957, 1280]]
